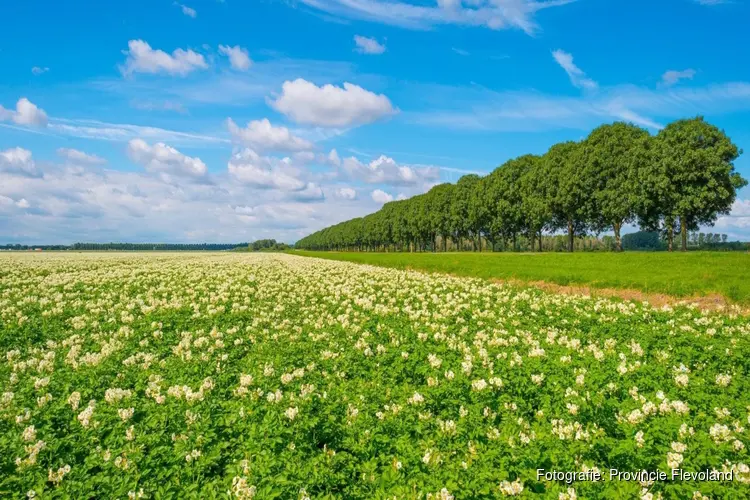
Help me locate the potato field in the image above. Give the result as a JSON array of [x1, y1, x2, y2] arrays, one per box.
[[1, 253, 749, 499]]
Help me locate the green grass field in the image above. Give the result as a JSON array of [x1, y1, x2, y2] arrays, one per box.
[[292, 250, 750, 305]]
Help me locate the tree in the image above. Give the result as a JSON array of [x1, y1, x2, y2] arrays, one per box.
[[482, 161, 524, 251], [449, 175, 481, 251], [517, 155, 551, 252], [429, 184, 455, 251], [543, 141, 588, 252], [580, 122, 651, 251], [654, 117, 746, 251]]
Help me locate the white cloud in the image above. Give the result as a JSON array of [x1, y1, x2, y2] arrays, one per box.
[[552, 50, 598, 90], [120, 40, 208, 77], [290, 182, 326, 201], [48, 118, 227, 147], [226, 118, 313, 152], [57, 148, 107, 165], [130, 100, 188, 114], [335, 187, 357, 200], [228, 149, 307, 191], [340, 154, 440, 186], [178, 3, 197, 17], [327, 149, 342, 167], [218, 45, 252, 71], [410, 81, 750, 133], [694, 0, 729, 5], [662, 69, 696, 87], [0, 147, 41, 177], [715, 199, 750, 231], [0, 149, 382, 244], [354, 35, 386, 55], [295, 0, 575, 35], [31, 67, 49, 75], [0, 98, 48, 127], [271, 79, 396, 128], [126, 139, 207, 178], [371, 189, 394, 204]]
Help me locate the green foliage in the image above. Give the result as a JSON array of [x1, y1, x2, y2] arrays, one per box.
[[296, 117, 746, 254], [622, 232, 665, 251], [248, 240, 290, 252], [2, 253, 750, 498]]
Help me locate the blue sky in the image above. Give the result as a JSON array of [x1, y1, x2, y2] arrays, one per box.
[[1, 0, 750, 243]]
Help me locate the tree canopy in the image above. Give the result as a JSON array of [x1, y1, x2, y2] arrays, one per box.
[[296, 117, 746, 253]]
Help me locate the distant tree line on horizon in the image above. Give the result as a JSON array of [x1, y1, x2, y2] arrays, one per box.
[[0, 243, 250, 251], [295, 117, 747, 253], [233, 239, 292, 252]]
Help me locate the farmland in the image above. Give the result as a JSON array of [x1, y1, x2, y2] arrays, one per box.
[[293, 251, 750, 307], [1, 252, 750, 498]]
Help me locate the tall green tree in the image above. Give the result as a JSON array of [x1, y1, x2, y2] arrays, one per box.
[[543, 141, 588, 252], [579, 122, 652, 251], [516, 155, 549, 252], [449, 174, 481, 251], [428, 183, 455, 251], [653, 117, 746, 251]]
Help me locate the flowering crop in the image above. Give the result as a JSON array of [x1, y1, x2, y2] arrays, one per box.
[[1, 252, 749, 499]]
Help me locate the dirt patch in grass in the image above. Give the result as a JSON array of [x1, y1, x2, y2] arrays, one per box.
[[497, 278, 745, 315]]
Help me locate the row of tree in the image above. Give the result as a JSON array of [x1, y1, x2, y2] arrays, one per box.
[[238, 239, 292, 252], [66, 243, 249, 251], [296, 118, 747, 252]]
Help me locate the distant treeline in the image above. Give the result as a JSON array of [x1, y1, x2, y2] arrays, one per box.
[[296, 118, 747, 253], [623, 231, 748, 251], [234, 239, 291, 252], [0, 243, 249, 251]]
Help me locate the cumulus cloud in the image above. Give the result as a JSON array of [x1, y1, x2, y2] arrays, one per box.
[[327, 149, 342, 167], [227, 149, 307, 191], [126, 139, 207, 178], [226, 118, 313, 152], [57, 148, 107, 165], [270, 79, 397, 128], [354, 35, 386, 54], [0, 148, 383, 244], [218, 45, 252, 71], [0, 98, 48, 127], [233, 204, 317, 229], [31, 67, 49, 75], [371, 189, 394, 204], [340, 154, 440, 186], [552, 49, 598, 90], [120, 40, 208, 77], [0, 147, 41, 177], [335, 187, 357, 200], [290, 182, 326, 202], [662, 69, 696, 87]]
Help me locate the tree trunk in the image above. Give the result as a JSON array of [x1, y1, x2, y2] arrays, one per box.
[[567, 220, 574, 252], [614, 221, 622, 252], [666, 218, 674, 252], [680, 216, 688, 251], [538, 231, 543, 252]]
